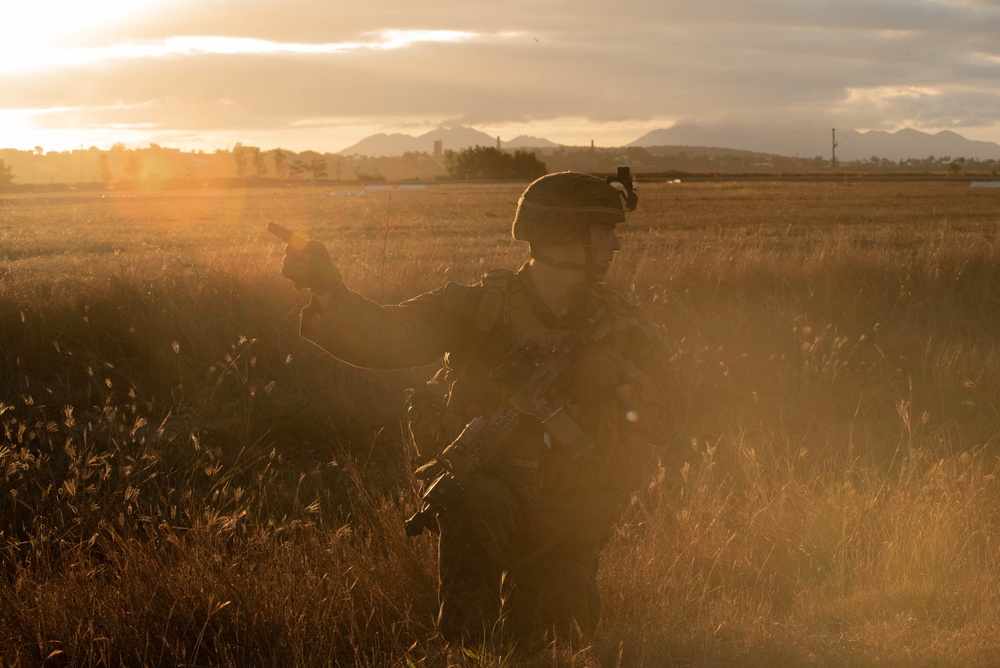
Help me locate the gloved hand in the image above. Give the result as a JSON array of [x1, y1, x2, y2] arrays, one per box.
[[280, 239, 342, 295]]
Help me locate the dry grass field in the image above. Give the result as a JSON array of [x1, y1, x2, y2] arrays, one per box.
[[2, 180, 1000, 666]]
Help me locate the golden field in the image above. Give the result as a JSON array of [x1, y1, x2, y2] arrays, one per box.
[[2, 180, 1000, 666]]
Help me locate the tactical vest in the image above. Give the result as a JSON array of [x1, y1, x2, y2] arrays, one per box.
[[407, 269, 651, 501], [405, 268, 662, 555]]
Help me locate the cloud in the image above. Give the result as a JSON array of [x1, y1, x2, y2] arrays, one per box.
[[2, 0, 999, 151], [1, 31, 478, 72]]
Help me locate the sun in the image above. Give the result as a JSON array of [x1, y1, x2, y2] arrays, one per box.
[[0, 0, 168, 50]]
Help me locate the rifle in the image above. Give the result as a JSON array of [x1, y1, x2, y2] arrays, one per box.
[[405, 303, 615, 537]]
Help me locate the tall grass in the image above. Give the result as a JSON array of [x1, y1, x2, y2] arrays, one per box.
[[2, 182, 1000, 665]]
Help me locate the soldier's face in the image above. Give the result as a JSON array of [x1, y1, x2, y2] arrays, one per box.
[[590, 223, 622, 273]]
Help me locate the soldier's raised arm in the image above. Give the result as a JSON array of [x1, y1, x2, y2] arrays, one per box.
[[271, 224, 480, 370]]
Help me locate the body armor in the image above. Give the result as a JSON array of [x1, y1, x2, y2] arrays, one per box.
[[406, 268, 658, 553]]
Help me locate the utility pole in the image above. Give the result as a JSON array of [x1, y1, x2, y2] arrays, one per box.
[[831, 128, 838, 173]]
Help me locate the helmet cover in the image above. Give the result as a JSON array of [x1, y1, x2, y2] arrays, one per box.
[[512, 171, 627, 244]]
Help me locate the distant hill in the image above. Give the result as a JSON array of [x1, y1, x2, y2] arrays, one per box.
[[337, 125, 559, 156], [630, 124, 1000, 161], [504, 135, 561, 149], [338, 126, 497, 156], [842, 128, 1000, 161], [339, 123, 1000, 161]]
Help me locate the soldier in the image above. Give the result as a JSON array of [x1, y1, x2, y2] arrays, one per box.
[[278, 171, 678, 645]]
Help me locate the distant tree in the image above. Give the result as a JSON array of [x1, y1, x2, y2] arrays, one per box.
[[98, 154, 112, 184], [253, 149, 266, 177], [0, 159, 14, 190], [305, 156, 327, 180], [273, 150, 288, 179], [509, 150, 548, 179], [125, 153, 142, 181], [34, 146, 43, 155], [443, 146, 546, 180], [233, 143, 248, 177]]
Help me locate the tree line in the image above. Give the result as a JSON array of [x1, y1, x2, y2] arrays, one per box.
[[0, 144, 548, 189], [2, 141, 998, 191]]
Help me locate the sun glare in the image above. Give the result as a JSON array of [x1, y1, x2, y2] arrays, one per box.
[[0, 0, 167, 50]]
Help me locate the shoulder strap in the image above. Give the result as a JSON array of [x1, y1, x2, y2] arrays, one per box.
[[438, 269, 513, 453], [472, 269, 513, 346], [453, 269, 514, 376]]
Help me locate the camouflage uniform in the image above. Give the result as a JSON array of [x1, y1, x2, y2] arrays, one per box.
[[299, 265, 676, 639], [292, 171, 678, 643]]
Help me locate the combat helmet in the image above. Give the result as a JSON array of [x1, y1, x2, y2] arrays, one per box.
[[512, 169, 637, 278], [511, 170, 636, 244]]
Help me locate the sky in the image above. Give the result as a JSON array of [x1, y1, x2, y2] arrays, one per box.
[[2, 0, 999, 154]]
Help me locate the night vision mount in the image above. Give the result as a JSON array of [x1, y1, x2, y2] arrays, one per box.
[[607, 166, 638, 212]]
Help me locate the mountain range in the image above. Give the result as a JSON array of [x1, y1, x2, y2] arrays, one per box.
[[338, 124, 1000, 162], [337, 125, 559, 157], [629, 124, 1000, 161]]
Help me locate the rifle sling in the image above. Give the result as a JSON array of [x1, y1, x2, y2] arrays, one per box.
[[439, 270, 513, 437], [435, 272, 617, 568]]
